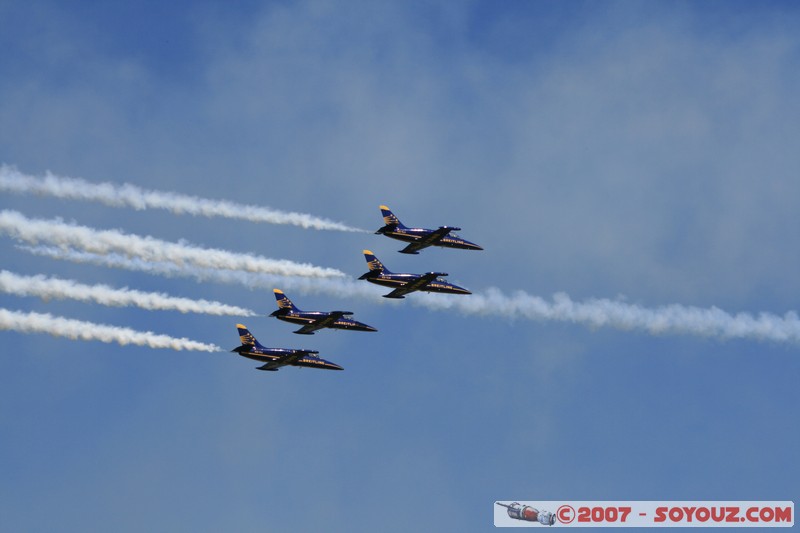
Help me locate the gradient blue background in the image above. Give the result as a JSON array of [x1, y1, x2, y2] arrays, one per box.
[[1, 1, 798, 531]]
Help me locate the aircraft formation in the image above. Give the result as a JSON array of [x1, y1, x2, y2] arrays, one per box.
[[232, 206, 482, 372]]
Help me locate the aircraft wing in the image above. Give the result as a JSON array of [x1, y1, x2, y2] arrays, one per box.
[[383, 286, 414, 299], [256, 351, 305, 370], [383, 273, 439, 298], [293, 311, 350, 334], [398, 227, 453, 254], [294, 323, 325, 335]]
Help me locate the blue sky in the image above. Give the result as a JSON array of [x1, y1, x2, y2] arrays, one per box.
[[1, 1, 799, 531]]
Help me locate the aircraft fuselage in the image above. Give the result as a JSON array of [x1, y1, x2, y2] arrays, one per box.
[[270, 309, 378, 333], [271, 310, 377, 332], [365, 273, 472, 296], [379, 226, 483, 251], [232, 345, 343, 370]]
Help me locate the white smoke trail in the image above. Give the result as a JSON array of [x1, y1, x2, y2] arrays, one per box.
[[412, 290, 800, 344], [0, 165, 367, 233], [19, 245, 379, 300], [0, 307, 222, 351], [0, 269, 255, 316], [0, 210, 345, 278], [21, 245, 800, 345]]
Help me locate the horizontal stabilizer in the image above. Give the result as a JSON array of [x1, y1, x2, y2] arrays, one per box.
[[398, 245, 420, 254]]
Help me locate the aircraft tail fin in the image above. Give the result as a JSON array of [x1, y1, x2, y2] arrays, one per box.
[[273, 289, 300, 312], [361, 250, 390, 275], [236, 324, 265, 349], [379, 205, 407, 229]]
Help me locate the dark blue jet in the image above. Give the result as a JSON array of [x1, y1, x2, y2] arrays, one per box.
[[231, 324, 343, 371], [358, 250, 472, 299], [375, 205, 483, 254], [269, 289, 378, 335]]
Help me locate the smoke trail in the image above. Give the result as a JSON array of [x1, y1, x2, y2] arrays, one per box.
[[412, 290, 800, 344], [19, 245, 379, 300], [0, 165, 366, 232], [0, 210, 345, 278], [0, 269, 256, 316], [0, 307, 222, 351], [21, 245, 800, 344]]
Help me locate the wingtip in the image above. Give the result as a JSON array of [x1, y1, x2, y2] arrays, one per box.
[[379, 204, 389, 210], [273, 288, 283, 294], [236, 323, 247, 329], [363, 249, 374, 255]]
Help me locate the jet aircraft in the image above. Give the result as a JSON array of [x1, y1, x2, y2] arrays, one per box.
[[269, 289, 378, 335], [230, 324, 343, 371], [374, 205, 483, 254], [358, 250, 471, 299]]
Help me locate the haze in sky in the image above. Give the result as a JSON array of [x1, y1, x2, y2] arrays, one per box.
[[1, 1, 798, 531]]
